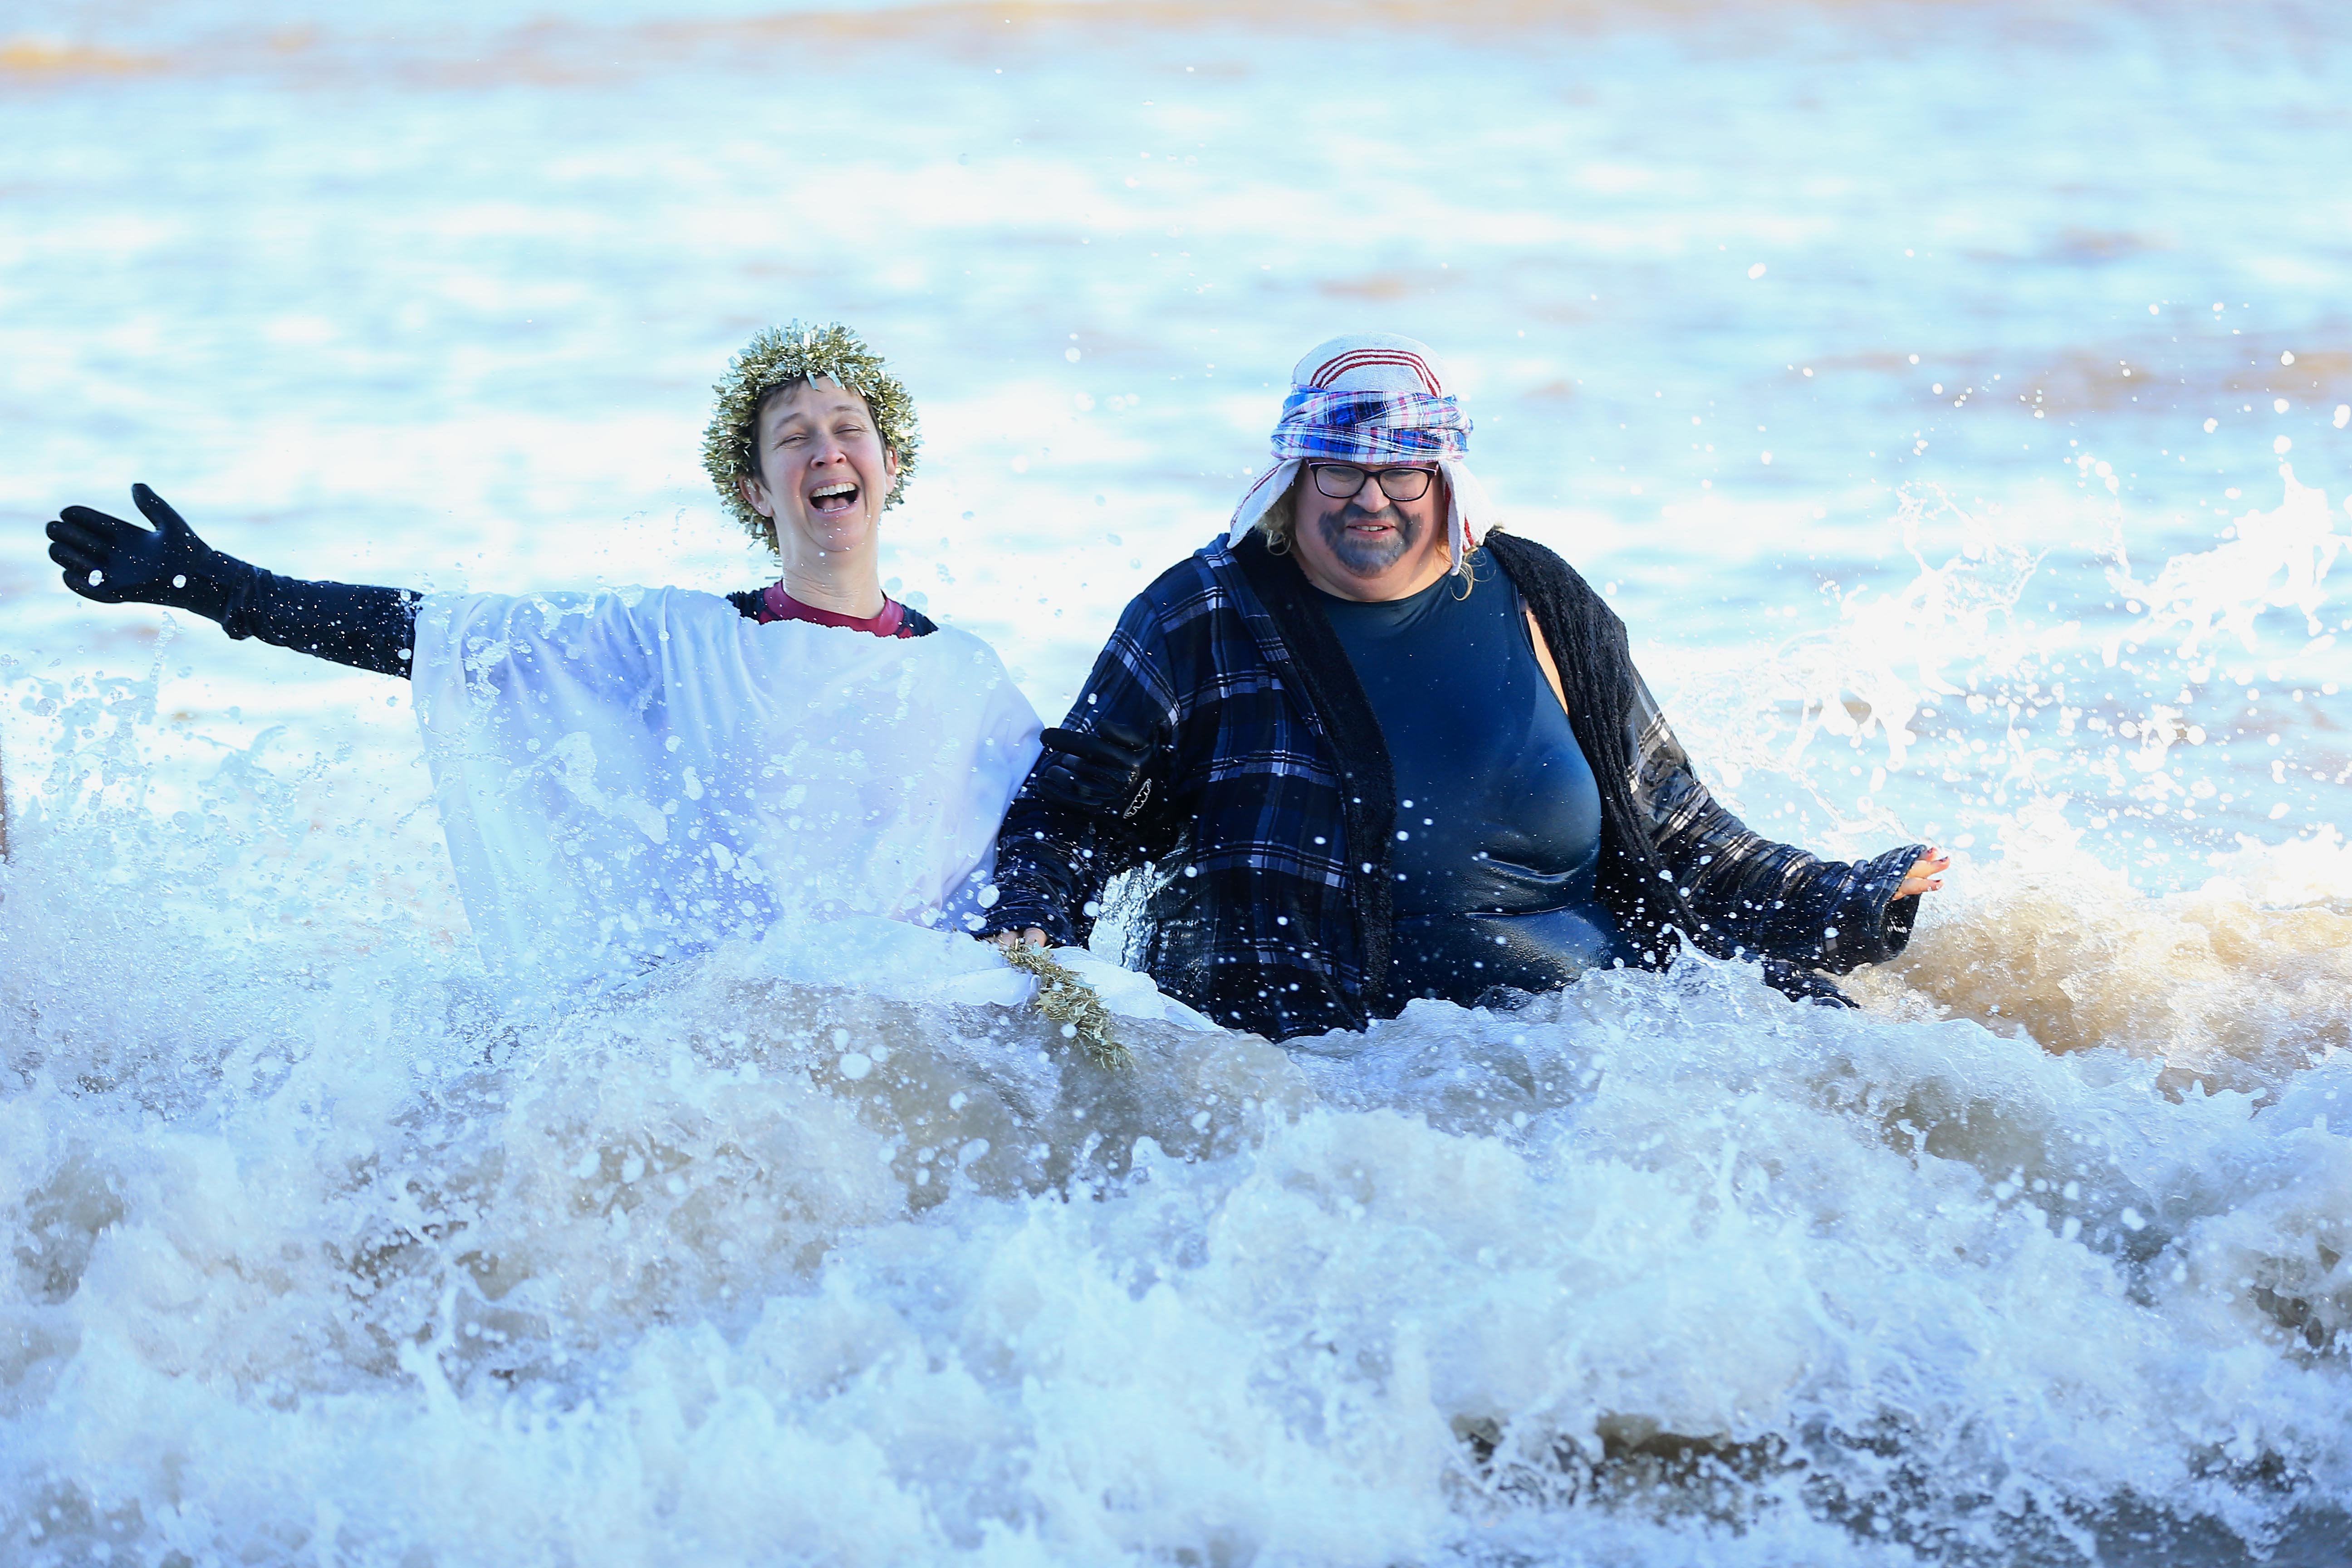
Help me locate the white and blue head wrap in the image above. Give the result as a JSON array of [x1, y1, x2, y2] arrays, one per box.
[[1227, 333, 1495, 571]]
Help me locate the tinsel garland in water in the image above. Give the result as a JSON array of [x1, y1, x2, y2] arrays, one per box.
[[998, 945, 1130, 1070]]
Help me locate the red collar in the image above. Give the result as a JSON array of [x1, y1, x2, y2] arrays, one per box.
[[756, 583, 910, 638]]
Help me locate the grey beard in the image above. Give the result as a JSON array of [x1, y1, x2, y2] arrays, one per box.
[[1315, 502, 1423, 576]]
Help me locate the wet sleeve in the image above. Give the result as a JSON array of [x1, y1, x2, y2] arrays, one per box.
[[1630, 677, 1926, 973], [982, 596, 1180, 946], [218, 570, 421, 679]]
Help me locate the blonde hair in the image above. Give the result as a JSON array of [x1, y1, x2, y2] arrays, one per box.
[[1258, 476, 1301, 555]]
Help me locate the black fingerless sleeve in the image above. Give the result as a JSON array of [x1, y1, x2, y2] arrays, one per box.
[[217, 568, 420, 678]]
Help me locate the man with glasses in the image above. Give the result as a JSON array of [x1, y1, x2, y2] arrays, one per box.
[[983, 333, 1947, 1040]]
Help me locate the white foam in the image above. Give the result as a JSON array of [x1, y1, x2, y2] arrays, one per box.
[[7, 2, 2352, 1558], [6, 761, 2351, 1563]]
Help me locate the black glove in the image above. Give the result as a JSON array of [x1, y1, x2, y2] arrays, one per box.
[[45, 484, 254, 623], [45, 485, 420, 677], [1025, 720, 1157, 822]]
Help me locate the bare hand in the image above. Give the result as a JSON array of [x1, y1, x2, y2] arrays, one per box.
[[1898, 848, 1950, 899], [984, 927, 1049, 952]]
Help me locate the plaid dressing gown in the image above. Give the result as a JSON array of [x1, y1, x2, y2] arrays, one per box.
[[985, 530, 1926, 1041]]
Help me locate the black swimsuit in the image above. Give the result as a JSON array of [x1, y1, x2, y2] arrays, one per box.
[[1314, 552, 1632, 1009]]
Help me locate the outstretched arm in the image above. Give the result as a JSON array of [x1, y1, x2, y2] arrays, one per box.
[[46, 485, 419, 677], [1627, 679, 1941, 974]]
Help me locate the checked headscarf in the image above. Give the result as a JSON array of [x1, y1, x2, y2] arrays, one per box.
[[1227, 333, 1496, 571]]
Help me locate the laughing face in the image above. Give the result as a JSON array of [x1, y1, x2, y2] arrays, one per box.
[[737, 377, 900, 564]]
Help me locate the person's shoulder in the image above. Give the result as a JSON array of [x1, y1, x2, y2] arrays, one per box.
[[487, 583, 730, 623], [1113, 535, 1239, 621], [903, 620, 1036, 714], [636, 585, 747, 626], [1481, 530, 1608, 609], [906, 617, 1003, 664], [1480, 529, 1572, 579], [1154, 535, 1236, 595], [602, 583, 731, 608]]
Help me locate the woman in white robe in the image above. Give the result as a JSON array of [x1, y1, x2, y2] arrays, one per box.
[[44, 323, 1044, 1005]]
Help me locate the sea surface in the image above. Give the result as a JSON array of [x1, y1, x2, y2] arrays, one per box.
[[2, 1, 2349, 1563]]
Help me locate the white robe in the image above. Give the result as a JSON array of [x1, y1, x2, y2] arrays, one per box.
[[410, 587, 1042, 1002]]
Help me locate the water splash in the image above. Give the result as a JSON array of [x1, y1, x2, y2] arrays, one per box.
[[2107, 464, 2349, 661], [6, 686, 2351, 1563]]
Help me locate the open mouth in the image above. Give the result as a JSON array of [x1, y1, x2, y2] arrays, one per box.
[[808, 481, 860, 516]]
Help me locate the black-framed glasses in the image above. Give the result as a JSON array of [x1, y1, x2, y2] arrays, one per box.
[[1309, 463, 1436, 502]]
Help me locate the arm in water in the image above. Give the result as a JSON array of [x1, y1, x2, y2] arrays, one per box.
[[981, 593, 1181, 955], [981, 723, 1160, 954], [45, 485, 418, 678]]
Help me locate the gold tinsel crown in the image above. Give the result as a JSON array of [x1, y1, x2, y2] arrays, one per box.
[[701, 322, 921, 551]]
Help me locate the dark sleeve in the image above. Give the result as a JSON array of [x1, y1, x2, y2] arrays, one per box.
[[982, 595, 1181, 944], [1627, 676, 1925, 973], [219, 569, 420, 679]]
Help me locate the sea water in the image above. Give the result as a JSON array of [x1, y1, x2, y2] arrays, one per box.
[[2, 0, 2349, 1562]]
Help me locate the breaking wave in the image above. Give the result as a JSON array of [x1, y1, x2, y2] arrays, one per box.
[[4, 607, 2348, 1566]]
